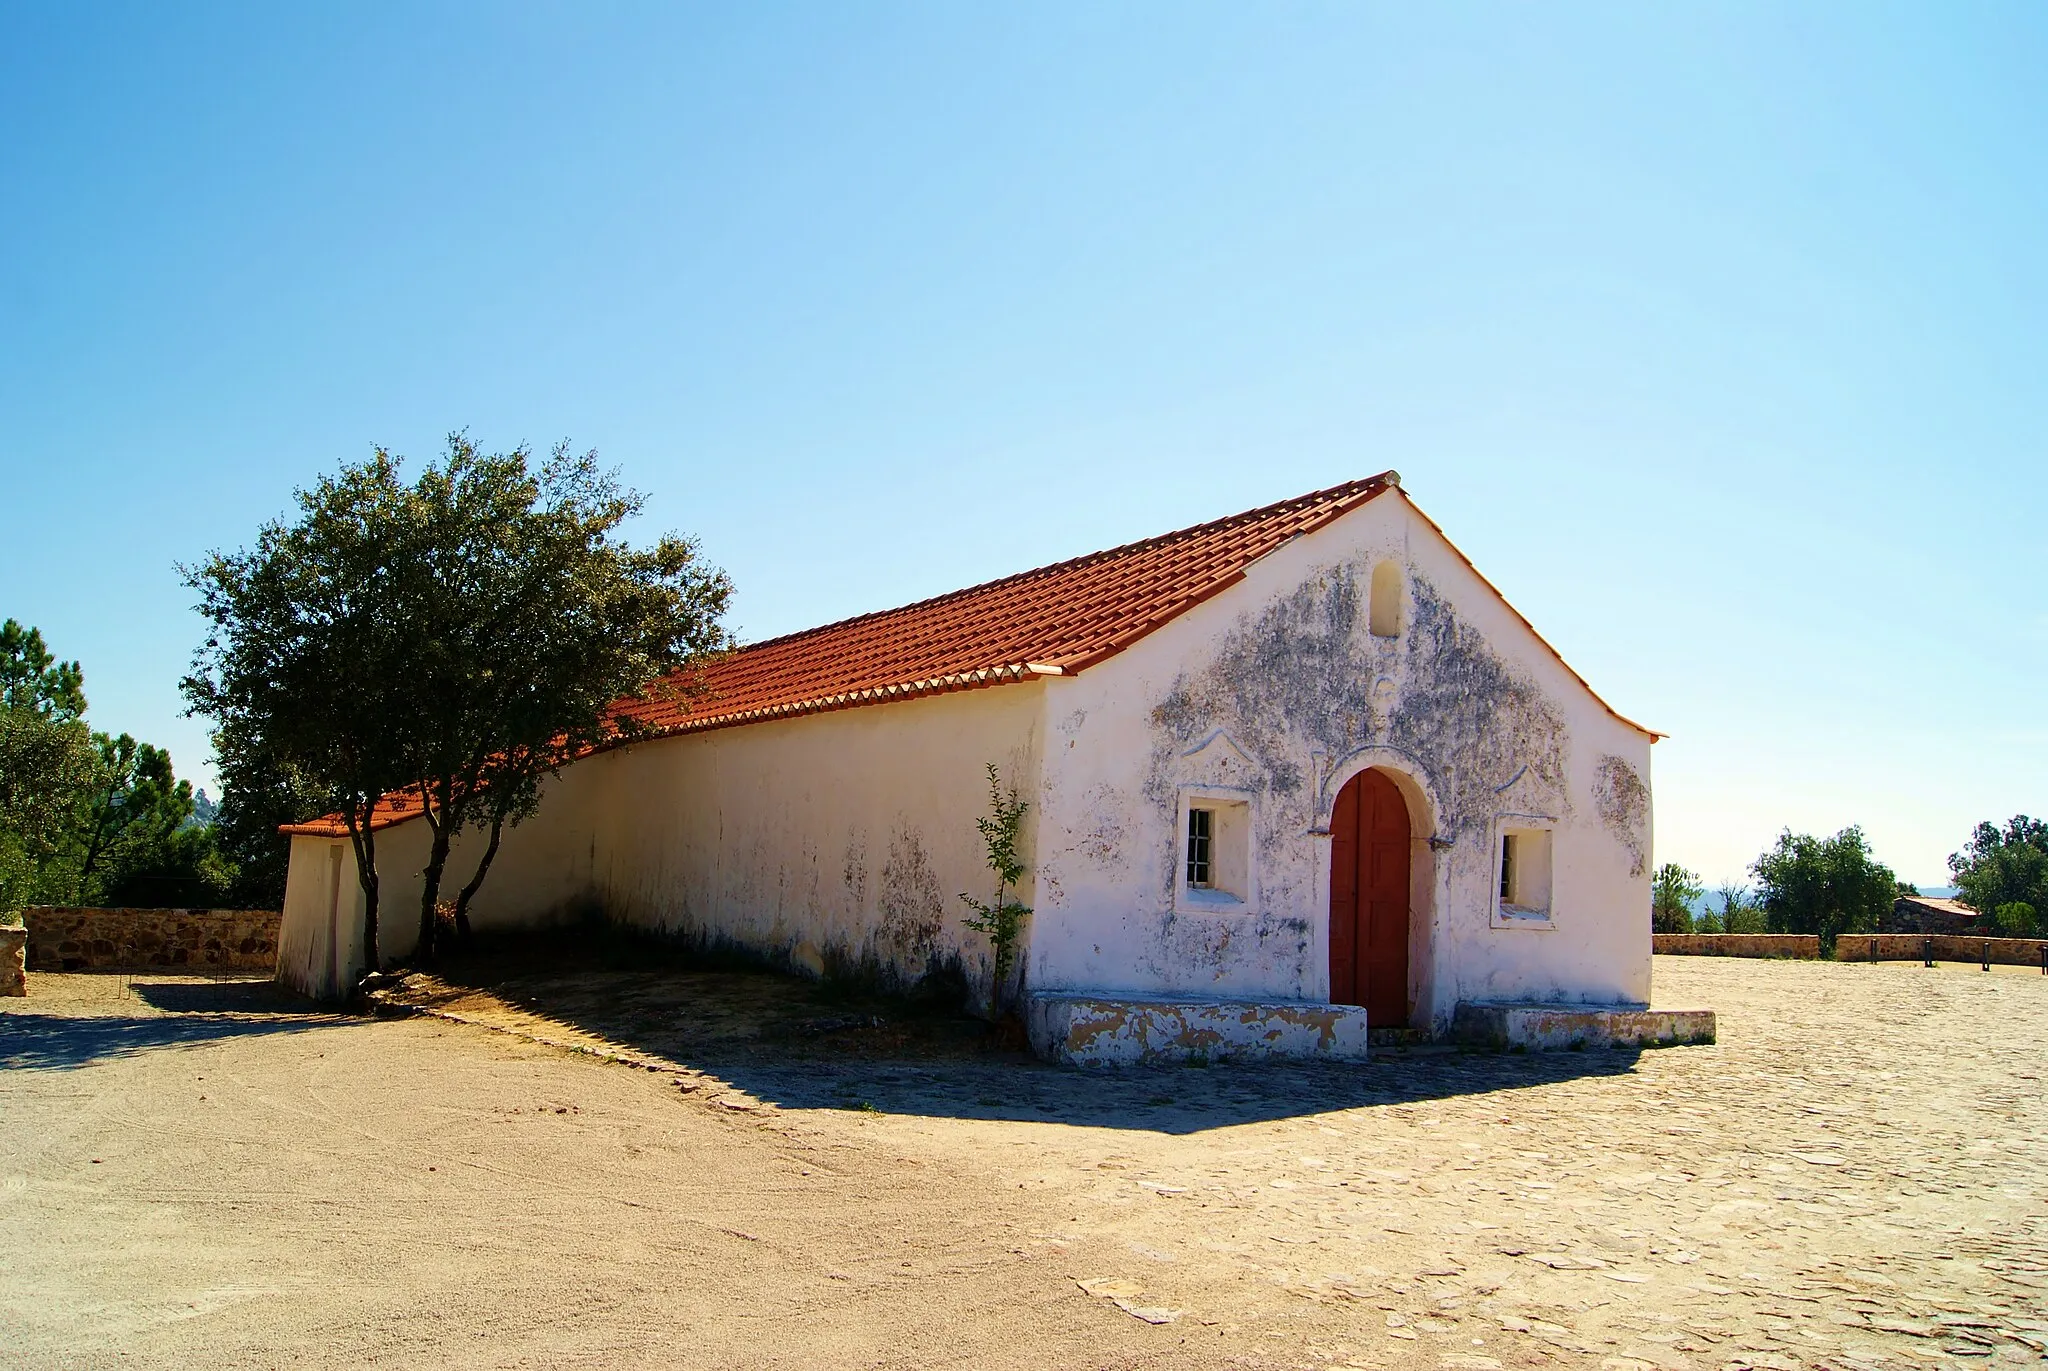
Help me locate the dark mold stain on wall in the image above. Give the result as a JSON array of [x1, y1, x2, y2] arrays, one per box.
[[1148, 566, 1568, 849], [876, 823, 945, 968], [1386, 578, 1568, 834], [842, 833, 868, 910], [1592, 754, 1649, 878]]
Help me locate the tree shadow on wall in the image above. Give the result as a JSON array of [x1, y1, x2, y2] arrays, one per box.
[[410, 929, 1656, 1136], [1, 978, 354, 1072]]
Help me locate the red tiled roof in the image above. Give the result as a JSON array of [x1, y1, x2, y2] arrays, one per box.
[[283, 472, 1653, 837], [286, 476, 1395, 835], [607, 473, 1400, 737]]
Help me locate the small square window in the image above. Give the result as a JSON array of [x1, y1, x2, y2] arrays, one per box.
[[1495, 823, 1554, 927], [1176, 789, 1253, 910], [1187, 808, 1214, 888]]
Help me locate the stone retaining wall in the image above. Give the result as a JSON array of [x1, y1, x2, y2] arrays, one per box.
[[21, 906, 282, 974], [1, 926, 24, 995], [1653, 934, 1820, 958], [1834, 933, 2048, 967]]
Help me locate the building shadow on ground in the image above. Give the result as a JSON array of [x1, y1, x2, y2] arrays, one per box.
[[407, 932, 1654, 1135], [0, 977, 354, 1072]]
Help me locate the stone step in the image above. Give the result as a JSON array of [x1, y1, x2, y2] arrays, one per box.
[[1024, 994, 1372, 1067], [1452, 1001, 1716, 1051], [1367, 1026, 1430, 1047]]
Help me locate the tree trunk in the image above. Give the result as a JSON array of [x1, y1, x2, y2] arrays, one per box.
[[452, 811, 507, 944], [343, 802, 381, 981], [415, 806, 453, 967]]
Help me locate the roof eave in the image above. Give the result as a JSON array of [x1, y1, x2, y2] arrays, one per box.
[[279, 661, 1066, 837]]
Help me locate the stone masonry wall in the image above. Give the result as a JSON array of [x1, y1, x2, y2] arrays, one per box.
[[21, 907, 282, 974], [1, 926, 24, 995], [1835, 933, 2048, 967], [1654, 931, 2048, 966], [1653, 934, 1821, 959]]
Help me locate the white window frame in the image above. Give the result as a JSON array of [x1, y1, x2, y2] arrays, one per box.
[[1492, 813, 1557, 930], [1174, 785, 1256, 913]]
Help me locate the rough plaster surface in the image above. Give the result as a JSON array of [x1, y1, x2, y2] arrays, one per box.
[[1030, 492, 1655, 1024], [279, 685, 1045, 1001], [7, 956, 2046, 1369], [1025, 994, 1370, 1067], [1591, 754, 1650, 879], [23, 906, 280, 973]]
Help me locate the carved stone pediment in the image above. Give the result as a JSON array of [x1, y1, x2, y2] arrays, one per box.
[[1176, 728, 1259, 788]]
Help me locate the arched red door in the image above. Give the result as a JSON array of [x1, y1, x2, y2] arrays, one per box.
[[1329, 768, 1411, 1024]]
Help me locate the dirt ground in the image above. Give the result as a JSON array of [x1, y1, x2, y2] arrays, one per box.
[[2, 957, 2043, 1371]]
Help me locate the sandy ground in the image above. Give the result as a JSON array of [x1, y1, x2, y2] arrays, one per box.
[[2, 956, 2044, 1371]]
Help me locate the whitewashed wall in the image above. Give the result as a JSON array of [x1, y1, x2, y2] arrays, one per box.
[[1024, 492, 1655, 1031], [280, 489, 1654, 1029], [279, 684, 1045, 1000]]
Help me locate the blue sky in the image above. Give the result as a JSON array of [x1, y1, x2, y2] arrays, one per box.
[[2, 3, 2042, 888]]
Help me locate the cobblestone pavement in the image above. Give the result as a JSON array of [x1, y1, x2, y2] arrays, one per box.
[[4, 956, 2043, 1369], [950, 955, 2048, 1370], [382, 955, 2048, 1369]]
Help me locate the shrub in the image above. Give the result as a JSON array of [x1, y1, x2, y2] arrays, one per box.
[[1992, 902, 2039, 939]]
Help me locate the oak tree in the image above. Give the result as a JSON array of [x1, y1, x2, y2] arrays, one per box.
[[184, 435, 731, 978], [1749, 826, 1899, 950]]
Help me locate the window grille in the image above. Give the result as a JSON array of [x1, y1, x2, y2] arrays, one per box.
[[1187, 808, 1214, 888]]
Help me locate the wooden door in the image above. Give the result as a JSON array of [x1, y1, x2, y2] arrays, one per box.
[[1328, 768, 1412, 1024]]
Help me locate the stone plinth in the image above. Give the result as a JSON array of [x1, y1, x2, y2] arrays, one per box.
[[1452, 1001, 1716, 1051], [1026, 993, 1371, 1067], [0, 926, 24, 996], [22, 907, 282, 974]]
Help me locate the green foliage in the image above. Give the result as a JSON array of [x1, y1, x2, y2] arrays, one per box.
[[1, 620, 229, 911], [1992, 902, 2039, 939], [183, 449, 425, 965], [0, 710, 93, 909], [1, 619, 86, 721], [1651, 863, 1704, 933], [1749, 825, 1899, 950], [0, 618, 94, 909], [74, 735, 184, 886], [1692, 884, 1751, 934], [183, 433, 732, 970], [1948, 816, 2048, 926], [958, 762, 1031, 1009], [208, 729, 327, 909], [388, 434, 732, 957]]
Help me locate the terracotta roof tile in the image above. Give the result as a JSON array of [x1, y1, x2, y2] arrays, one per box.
[[609, 471, 1398, 740]]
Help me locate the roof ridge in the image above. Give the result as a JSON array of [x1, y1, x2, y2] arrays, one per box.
[[717, 472, 1397, 661]]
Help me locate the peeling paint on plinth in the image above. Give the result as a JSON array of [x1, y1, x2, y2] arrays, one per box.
[[1450, 1001, 1716, 1051], [1025, 993, 1370, 1067]]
